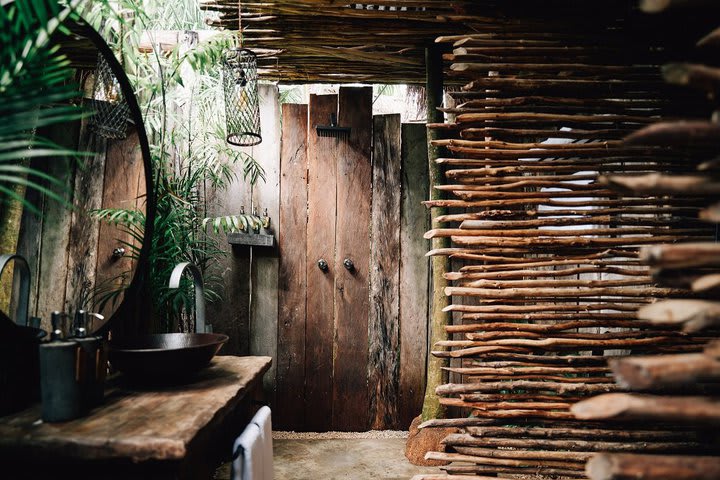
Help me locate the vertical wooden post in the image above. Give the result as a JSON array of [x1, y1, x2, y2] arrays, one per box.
[[305, 94, 338, 431], [276, 103, 308, 431], [333, 86, 372, 431], [421, 45, 450, 422], [369, 113, 402, 430], [250, 84, 281, 398], [399, 123, 430, 429]]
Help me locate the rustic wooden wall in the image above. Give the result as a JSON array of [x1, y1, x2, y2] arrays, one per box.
[[207, 84, 281, 398], [266, 88, 430, 431]]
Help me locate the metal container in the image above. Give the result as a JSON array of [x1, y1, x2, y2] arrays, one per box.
[[39, 340, 83, 422], [0, 311, 45, 416], [75, 336, 107, 408]]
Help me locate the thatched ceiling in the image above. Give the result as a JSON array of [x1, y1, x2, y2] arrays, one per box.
[[198, 1, 478, 84], [197, 0, 707, 84]]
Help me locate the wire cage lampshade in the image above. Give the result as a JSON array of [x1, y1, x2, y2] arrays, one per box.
[[88, 52, 130, 139], [222, 48, 262, 146]]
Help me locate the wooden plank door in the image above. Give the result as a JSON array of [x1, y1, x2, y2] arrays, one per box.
[[332, 86, 373, 431], [276, 103, 308, 431], [276, 91, 427, 432], [305, 94, 339, 431]]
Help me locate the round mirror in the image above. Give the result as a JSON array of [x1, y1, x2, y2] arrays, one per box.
[[0, 19, 153, 336]]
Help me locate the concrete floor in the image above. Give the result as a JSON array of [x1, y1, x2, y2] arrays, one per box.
[[215, 437, 438, 480]]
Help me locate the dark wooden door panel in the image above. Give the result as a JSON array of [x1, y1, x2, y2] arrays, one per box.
[[333, 86, 373, 431], [276, 103, 309, 430], [305, 94, 339, 431]]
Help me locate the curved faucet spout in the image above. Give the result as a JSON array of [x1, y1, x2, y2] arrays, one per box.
[[0, 254, 30, 326], [168, 262, 206, 334]]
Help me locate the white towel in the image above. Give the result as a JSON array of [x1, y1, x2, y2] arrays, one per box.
[[251, 406, 273, 480], [231, 406, 273, 480]]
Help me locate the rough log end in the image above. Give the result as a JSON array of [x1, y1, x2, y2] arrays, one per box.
[[586, 453, 614, 480]]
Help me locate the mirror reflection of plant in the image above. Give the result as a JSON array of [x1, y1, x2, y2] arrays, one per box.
[[85, 0, 265, 332], [0, 0, 96, 311]]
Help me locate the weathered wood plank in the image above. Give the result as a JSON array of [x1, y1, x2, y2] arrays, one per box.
[[399, 122, 430, 429], [64, 127, 106, 315], [15, 120, 81, 329], [368, 113, 402, 430], [95, 127, 144, 320], [275, 103, 308, 431], [305, 94, 338, 431], [249, 84, 281, 398], [333, 86, 373, 431], [205, 130, 252, 355], [0, 356, 271, 479]]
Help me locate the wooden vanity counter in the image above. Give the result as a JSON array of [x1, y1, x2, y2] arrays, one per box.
[[0, 355, 271, 479]]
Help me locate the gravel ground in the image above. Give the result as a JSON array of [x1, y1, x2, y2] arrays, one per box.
[[273, 430, 409, 440]]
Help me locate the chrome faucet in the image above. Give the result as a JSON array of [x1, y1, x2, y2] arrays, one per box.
[[0, 254, 30, 326], [168, 262, 208, 333]]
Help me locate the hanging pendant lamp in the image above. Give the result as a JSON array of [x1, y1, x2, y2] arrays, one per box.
[[88, 51, 130, 139], [222, 47, 262, 146]]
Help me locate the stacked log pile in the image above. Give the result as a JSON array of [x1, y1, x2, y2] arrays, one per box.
[[415, 2, 720, 479], [567, 3, 720, 479]]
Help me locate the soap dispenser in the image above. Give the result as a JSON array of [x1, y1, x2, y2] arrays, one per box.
[[38, 311, 82, 422], [72, 310, 106, 408]]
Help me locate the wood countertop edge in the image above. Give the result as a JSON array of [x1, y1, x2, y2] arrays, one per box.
[[0, 355, 273, 463]]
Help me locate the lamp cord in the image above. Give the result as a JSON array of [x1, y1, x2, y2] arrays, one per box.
[[237, 0, 243, 48]]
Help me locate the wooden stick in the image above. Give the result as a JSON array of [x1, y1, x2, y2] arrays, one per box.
[[443, 433, 705, 453], [624, 121, 720, 146], [467, 353, 614, 366], [427, 197, 705, 209], [444, 303, 642, 314], [446, 286, 685, 299], [449, 236, 700, 249], [698, 26, 720, 48], [448, 365, 609, 375], [441, 398, 574, 411], [637, 300, 720, 332], [663, 63, 720, 97], [427, 226, 696, 239], [437, 381, 618, 395], [447, 267, 649, 281], [609, 353, 720, 390], [438, 336, 688, 351], [442, 463, 585, 478], [451, 445, 590, 463], [459, 127, 629, 140], [418, 417, 499, 429], [465, 425, 700, 441], [586, 453, 720, 480], [446, 321, 650, 334], [572, 393, 720, 424], [426, 451, 577, 469], [411, 474, 513, 480], [640, 243, 720, 268], [600, 173, 720, 195], [459, 393, 588, 403]]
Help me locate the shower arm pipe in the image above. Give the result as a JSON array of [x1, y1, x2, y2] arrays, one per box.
[[168, 262, 207, 334], [0, 254, 30, 326]]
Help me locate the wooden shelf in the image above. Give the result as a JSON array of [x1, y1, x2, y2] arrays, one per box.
[[227, 231, 275, 248]]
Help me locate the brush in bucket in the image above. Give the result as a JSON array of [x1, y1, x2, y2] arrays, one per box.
[[316, 113, 350, 140]]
